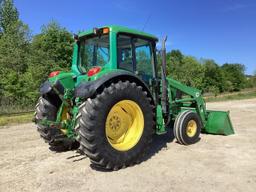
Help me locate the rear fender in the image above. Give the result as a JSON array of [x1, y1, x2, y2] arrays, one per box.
[[74, 71, 155, 105], [39, 80, 64, 108]]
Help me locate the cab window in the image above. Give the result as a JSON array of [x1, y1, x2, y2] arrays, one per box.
[[117, 35, 133, 72], [134, 38, 153, 80], [117, 34, 155, 84]]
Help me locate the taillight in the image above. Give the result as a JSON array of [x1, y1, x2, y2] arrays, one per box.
[[102, 27, 109, 34], [87, 67, 101, 77], [49, 71, 60, 78]]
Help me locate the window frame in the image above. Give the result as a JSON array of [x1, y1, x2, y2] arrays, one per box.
[[116, 33, 157, 79], [77, 34, 110, 73], [116, 34, 134, 72]]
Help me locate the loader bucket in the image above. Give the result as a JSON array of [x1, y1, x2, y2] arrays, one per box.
[[204, 110, 234, 135]]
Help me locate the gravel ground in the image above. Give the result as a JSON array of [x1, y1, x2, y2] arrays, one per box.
[[0, 99, 256, 192]]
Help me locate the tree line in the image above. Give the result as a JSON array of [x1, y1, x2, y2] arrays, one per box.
[[165, 50, 255, 95], [0, 0, 255, 112]]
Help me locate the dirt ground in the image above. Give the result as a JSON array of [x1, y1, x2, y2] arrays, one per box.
[[0, 99, 256, 192]]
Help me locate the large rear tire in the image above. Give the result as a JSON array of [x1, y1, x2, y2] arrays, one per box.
[[34, 97, 79, 150], [76, 81, 154, 170]]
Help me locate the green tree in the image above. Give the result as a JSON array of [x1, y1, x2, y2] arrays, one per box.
[[202, 59, 225, 93], [181, 56, 205, 89], [0, 0, 19, 34], [0, 0, 30, 105], [21, 50, 54, 102], [32, 21, 73, 70], [221, 63, 246, 91], [22, 21, 73, 102], [167, 49, 184, 79], [166, 50, 204, 89]]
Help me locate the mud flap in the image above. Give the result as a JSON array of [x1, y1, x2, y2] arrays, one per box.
[[204, 110, 234, 135]]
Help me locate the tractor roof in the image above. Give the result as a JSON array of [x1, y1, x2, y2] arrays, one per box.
[[78, 25, 158, 41]]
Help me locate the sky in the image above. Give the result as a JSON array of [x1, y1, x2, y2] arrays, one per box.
[[15, 0, 256, 75]]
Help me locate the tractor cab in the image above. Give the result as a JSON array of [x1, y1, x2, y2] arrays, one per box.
[[73, 26, 158, 87]]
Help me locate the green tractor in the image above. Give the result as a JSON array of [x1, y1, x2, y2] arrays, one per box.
[[34, 26, 234, 170]]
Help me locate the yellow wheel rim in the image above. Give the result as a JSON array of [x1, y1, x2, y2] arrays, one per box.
[[60, 106, 70, 135], [105, 100, 144, 151], [186, 120, 197, 137], [61, 106, 70, 121]]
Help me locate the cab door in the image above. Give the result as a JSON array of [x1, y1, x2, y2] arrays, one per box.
[[133, 38, 155, 85], [117, 34, 156, 86]]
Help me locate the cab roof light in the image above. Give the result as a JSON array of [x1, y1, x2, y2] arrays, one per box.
[[93, 27, 109, 35], [103, 27, 109, 34]]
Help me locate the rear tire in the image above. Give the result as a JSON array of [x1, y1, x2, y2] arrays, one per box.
[[34, 97, 78, 151], [173, 110, 202, 145], [76, 81, 154, 170]]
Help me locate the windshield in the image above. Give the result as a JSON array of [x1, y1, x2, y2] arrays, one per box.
[[79, 34, 109, 72]]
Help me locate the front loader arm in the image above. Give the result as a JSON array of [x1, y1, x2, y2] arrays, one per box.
[[167, 77, 208, 126], [166, 77, 234, 135]]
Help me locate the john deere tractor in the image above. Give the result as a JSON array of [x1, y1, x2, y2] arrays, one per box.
[[34, 26, 234, 170]]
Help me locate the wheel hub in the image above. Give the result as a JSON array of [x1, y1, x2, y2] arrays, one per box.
[[109, 115, 121, 130], [105, 100, 144, 151], [186, 120, 197, 137]]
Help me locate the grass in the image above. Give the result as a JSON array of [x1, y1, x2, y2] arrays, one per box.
[[0, 112, 34, 126], [205, 91, 256, 102]]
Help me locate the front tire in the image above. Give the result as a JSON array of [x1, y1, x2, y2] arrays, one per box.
[[76, 81, 154, 170], [173, 110, 202, 145]]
